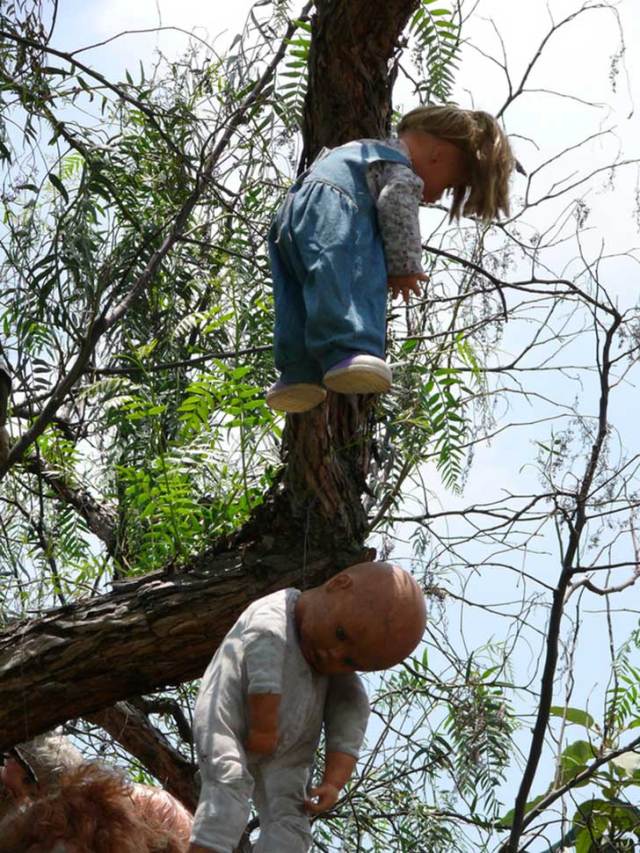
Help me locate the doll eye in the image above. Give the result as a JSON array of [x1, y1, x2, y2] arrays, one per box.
[[336, 627, 347, 642]]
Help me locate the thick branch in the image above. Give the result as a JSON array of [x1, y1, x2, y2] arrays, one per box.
[[23, 456, 118, 553], [0, 527, 368, 751], [86, 701, 198, 812]]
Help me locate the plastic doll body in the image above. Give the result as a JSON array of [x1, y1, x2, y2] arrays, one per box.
[[189, 587, 369, 853], [189, 561, 426, 853], [268, 141, 412, 389], [266, 106, 514, 413], [266, 134, 468, 412]]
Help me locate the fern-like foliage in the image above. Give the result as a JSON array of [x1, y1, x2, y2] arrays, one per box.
[[606, 626, 640, 734], [276, 18, 312, 131], [409, 0, 462, 103], [444, 663, 515, 815]]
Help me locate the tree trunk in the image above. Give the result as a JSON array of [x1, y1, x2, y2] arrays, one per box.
[[0, 0, 418, 750], [302, 0, 418, 164], [279, 0, 420, 539]]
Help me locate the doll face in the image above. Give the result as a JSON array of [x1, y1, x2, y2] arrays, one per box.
[[296, 588, 386, 675], [295, 563, 426, 675], [400, 129, 469, 204]]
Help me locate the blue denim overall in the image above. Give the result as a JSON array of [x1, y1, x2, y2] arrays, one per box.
[[268, 141, 412, 384]]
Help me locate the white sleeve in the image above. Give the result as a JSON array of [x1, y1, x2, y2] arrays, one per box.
[[323, 673, 370, 759], [243, 599, 288, 694], [244, 628, 286, 694]]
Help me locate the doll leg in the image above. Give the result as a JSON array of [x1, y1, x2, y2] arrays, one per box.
[[190, 774, 253, 853], [267, 226, 327, 412], [287, 182, 391, 393], [252, 764, 311, 853]]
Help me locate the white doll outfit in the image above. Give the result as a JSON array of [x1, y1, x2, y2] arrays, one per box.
[[191, 588, 369, 853]]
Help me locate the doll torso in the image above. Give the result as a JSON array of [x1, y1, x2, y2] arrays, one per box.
[[193, 589, 329, 777]]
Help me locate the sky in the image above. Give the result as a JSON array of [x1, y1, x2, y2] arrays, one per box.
[[37, 0, 640, 847]]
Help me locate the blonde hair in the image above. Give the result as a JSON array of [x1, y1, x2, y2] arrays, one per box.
[[397, 104, 515, 222]]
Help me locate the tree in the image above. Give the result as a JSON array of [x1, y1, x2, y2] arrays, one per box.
[[1, 0, 639, 850], [0, 0, 429, 738]]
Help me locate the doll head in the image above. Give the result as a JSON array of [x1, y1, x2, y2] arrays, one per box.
[[397, 104, 515, 221], [0, 763, 191, 853], [0, 736, 192, 853], [295, 561, 426, 675]]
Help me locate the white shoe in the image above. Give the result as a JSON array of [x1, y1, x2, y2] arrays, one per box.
[[266, 380, 326, 413], [323, 354, 392, 394]]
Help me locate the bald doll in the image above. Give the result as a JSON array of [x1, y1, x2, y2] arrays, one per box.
[[189, 561, 426, 853]]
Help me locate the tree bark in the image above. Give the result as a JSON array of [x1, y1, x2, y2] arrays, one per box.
[[24, 456, 118, 554], [0, 530, 369, 750], [0, 0, 418, 750], [302, 0, 418, 165], [86, 701, 199, 811]]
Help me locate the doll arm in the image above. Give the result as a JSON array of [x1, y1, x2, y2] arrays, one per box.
[[244, 629, 286, 755], [374, 162, 425, 278], [245, 693, 281, 754], [304, 674, 369, 814], [323, 672, 370, 758], [304, 751, 357, 815]]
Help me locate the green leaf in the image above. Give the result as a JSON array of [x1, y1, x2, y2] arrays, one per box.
[[498, 794, 546, 829], [41, 66, 68, 76], [549, 706, 598, 730], [401, 338, 419, 353], [559, 740, 598, 785], [573, 798, 640, 840], [574, 827, 593, 853], [48, 172, 69, 203]]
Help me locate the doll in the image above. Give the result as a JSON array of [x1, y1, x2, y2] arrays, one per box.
[[266, 104, 514, 413], [0, 732, 192, 852], [188, 560, 427, 853]]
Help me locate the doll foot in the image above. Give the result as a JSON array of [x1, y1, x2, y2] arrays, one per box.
[[266, 380, 326, 413], [323, 354, 392, 394]]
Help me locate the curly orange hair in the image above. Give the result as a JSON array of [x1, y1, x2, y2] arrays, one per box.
[[0, 764, 191, 853]]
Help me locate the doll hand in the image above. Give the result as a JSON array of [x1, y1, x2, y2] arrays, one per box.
[[244, 728, 279, 755], [388, 273, 428, 303], [304, 782, 340, 815]]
